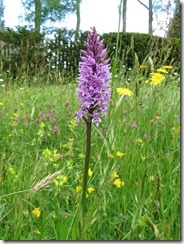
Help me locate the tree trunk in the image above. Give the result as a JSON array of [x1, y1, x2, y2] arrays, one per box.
[[149, 0, 153, 34], [75, 0, 81, 42], [122, 0, 127, 32], [35, 0, 41, 33]]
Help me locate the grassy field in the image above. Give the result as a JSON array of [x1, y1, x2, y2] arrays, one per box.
[[0, 64, 180, 240]]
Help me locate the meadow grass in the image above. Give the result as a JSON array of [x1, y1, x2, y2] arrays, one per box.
[[0, 64, 180, 240]]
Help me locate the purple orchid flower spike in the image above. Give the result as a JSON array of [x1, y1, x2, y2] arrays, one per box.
[[76, 27, 111, 126]]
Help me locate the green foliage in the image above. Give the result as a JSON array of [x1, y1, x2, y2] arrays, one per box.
[[0, 26, 45, 77], [167, 0, 180, 38], [21, 0, 76, 32], [102, 32, 180, 71], [0, 0, 5, 30], [0, 28, 180, 83]]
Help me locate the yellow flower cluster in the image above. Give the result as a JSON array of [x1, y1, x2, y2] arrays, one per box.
[[53, 175, 67, 187], [7, 167, 18, 182], [75, 169, 93, 193], [108, 149, 125, 159], [68, 119, 78, 129], [32, 207, 41, 217], [145, 65, 172, 86], [171, 126, 180, 133], [42, 148, 60, 162], [136, 138, 143, 143], [75, 185, 82, 193], [111, 172, 125, 188], [88, 168, 93, 177], [37, 122, 45, 139]]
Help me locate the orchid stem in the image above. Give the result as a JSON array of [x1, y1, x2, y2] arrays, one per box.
[[81, 116, 92, 225]]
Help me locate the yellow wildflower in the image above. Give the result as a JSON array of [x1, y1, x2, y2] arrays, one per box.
[[116, 151, 125, 157], [88, 168, 93, 177], [32, 207, 41, 217], [113, 178, 125, 188], [136, 138, 143, 143], [8, 167, 16, 175], [42, 148, 52, 159], [37, 130, 44, 138], [150, 72, 165, 86], [63, 176, 67, 183], [116, 88, 133, 96], [87, 187, 95, 194], [162, 65, 173, 69], [111, 172, 119, 179], [0, 102, 3, 106], [40, 122, 45, 129], [76, 185, 82, 193], [19, 87, 24, 91], [140, 65, 147, 69], [171, 126, 180, 133], [156, 68, 168, 74], [54, 175, 67, 187], [68, 119, 78, 128]]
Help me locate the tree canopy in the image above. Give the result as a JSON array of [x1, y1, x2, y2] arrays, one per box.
[[21, 0, 76, 33], [0, 0, 5, 29], [167, 0, 180, 38]]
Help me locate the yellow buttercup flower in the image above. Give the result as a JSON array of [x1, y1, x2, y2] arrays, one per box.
[[116, 88, 133, 96], [32, 207, 41, 217], [113, 178, 125, 188], [88, 168, 93, 177], [136, 138, 143, 143], [111, 172, 119, 179], [76, 185, 82, 193], [87, 187, 95, 194], [116, 151, 125, 157]]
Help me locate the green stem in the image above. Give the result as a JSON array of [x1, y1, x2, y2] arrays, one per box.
[[81, 116, 92, 221]]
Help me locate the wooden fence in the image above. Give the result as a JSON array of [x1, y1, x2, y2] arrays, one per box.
[[0, 39, 82, 77]]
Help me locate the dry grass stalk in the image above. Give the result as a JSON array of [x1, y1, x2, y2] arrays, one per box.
[[0, 170, 63, 222]]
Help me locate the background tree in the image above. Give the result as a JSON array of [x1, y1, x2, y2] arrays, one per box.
[[75, 0, 81, 42], [122, 0, 127, 32], [137, 0, 153, 34], [167, 0, 180, 38], [137, 0, 175, 35], [0, 0, 5, 30], [21, 0, 76, 33]]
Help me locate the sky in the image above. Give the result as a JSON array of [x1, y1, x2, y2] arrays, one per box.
[[3, 0, 174, 36]]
